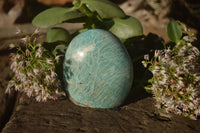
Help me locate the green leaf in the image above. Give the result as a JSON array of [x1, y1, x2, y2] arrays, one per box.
[[80, 0, 126, 19], [42, 41, 68, 57], [167, 21, 182, 42], [46, 27, 71, 43], [32, 7, 85, 28], [109, 17, 143, 39], [53, 44, 68, 56], [144, 86, 152, 93]]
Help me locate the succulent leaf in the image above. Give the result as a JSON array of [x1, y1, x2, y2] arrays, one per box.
[[109, 17, 143, 39], [32, 7, 85, 28], [80, 0, 126, 19]]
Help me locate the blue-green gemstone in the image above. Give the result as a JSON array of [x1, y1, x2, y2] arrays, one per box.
[[63, 29, 133, 108]]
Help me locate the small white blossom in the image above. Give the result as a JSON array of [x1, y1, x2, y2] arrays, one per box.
[[27, 72, 34, 77], [142, 61, 147, 67], [45, 75, 51, 84], [18, 61, 24, 68], [25, 49, 30, 56], [6, 80, 15, 94], [144, 54, 149, 60], [15, 84, 21, 91], [192, 47, 200, 56], [21, 37, 28, 43], [15, 27, 21, 34], [34, 28, 40, 34], [35, 47, 43, 58], [36, 95, 42, 102], [154, 50, 160, 57], [51, 71, 57, 79], [25, 61, 30, 66], [33, 69, 39, 75], [15, 54, 23, 60], [9, 43, 15, 49], [10, 61, 17, 70], [55, 55, 62, 63], [46, 59, 53, 65]]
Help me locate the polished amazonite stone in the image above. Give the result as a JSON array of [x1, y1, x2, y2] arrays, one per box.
[[63, 29, 133, 108]]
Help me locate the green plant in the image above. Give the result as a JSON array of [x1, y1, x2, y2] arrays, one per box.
[[142, 21, 200, 120], [6, 29, 65, 102], [32, 0, 143, 44]]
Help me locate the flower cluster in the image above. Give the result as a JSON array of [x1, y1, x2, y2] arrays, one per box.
[[6, 29, 65, 102], [142, 27, 200, 120]]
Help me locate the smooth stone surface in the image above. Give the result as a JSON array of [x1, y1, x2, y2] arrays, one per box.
[[63, 29, 133, 108]]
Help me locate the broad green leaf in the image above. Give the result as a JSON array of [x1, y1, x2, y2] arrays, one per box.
[[80, 0, 126, 19], [46, 27, 71, 43], [32, 7, 85, 28], [53, 44, 68, 56], [167, 21, 182, 42], [109, 17, 143, 39]]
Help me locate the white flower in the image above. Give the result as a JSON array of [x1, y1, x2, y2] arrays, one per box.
[[46, 59, 53, 65], [27, 72, 34, 77], [192, 47, 200, 56], [35, 51, 42, 58], [34, 83, 42, 95], [168, 60, 177, 68], [33, 82, 39, 89], [177, 80, 185, 88], [190, 115, 197, 120], [25, 49, 30, 56], [35, 47, 43, 58], [154, 50, 160, 57], [51, 71, 57, 79], [36, 95, 42, 102], [165, 47, 171, 54], [15, 84, 21, 91], [18, 61, 24, 68], [18, 73, 26, 82], [194, 109, 200, 116], [9, 43, 15, 49], [45, 75, 52, 84], [55, 55, 62, 63], [21, 37, 28, 43], [42, 96, 47, 102], [56, 90, 66, 96], [42, 89, 46, 97], [142, 61, 147, 67], [160, 69, 166, 75], [5, 80, 15, 94], [144, 54, 149, 60], [10, 61, 17, 70], [5, 87, 11, 94], [15, 54, 23, 60], [34, 28, 40, 34], [15, 27, 21, 34], [54, 80, 61, 87], [159, 75, 169, 85], [33, 69, 39, 75], [25, 61, 30, 66], [178, 49, 185, 56], [183, 36, 189, 41], [26, 87, 33, 97]]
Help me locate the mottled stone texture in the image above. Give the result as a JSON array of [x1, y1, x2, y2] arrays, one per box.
[[63, 29, 133, 108]]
